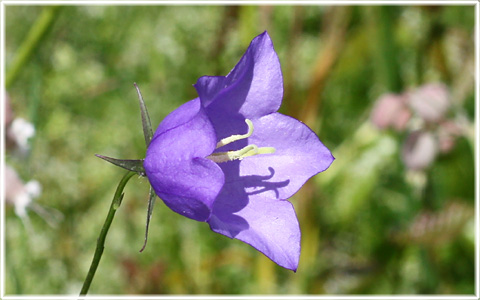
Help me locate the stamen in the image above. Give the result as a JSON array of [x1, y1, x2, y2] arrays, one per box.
[[216, 119, 254, 148], [206, 119, 276, 163], [207, 145, 275, 163], [243, 146, 276, 158]]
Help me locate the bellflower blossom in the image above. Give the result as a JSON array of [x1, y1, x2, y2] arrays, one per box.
[[144, 31, 334, 271]]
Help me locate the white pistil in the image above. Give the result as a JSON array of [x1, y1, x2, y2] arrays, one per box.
[[206, 119, 276, 163]]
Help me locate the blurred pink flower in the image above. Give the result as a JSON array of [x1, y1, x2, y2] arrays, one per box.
[[4, 92, 13, 126], [407, 83, 450, 122], [373, 82, 462, 170], [437, 121, 462, 153], [371, 93, 411, 131], [5, 164, 41, 217], [401, 131, 438, 170]]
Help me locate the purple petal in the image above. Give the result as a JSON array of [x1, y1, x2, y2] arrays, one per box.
[[238, 112, 334, 202], [144, 98, 224, 221], [153, 98, 204, 139], [208, 181, 300, 271], [194, 31, 283, 119]]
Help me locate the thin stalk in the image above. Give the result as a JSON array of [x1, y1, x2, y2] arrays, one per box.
[[79, 171, 136, 296], [6, 6, 61, 89], [377, 6, 403, 93]]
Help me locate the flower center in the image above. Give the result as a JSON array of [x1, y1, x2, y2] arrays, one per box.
[[206, 119, 275, 163]]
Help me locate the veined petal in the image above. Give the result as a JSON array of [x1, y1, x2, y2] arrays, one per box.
[[208, 182, 300, 271], [144, 98, 224, 222], [194, 31, 283, 119], [239, 112, 334, 202]]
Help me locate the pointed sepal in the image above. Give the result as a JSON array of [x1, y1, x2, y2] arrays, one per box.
[[95, 154, 145, 176], [134, 83, 153, 147], [139, 186, 156, 252]]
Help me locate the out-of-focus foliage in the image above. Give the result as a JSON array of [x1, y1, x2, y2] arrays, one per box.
[[4, 5, 475, 295]]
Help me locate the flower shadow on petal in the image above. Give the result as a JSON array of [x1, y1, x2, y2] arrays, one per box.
[[243, 167, 290, 199], [208, 162, 300, 271], [209, 163, 291, 238]]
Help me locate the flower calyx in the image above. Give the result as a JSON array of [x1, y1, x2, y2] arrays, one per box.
[[95, 83, 157, 252]]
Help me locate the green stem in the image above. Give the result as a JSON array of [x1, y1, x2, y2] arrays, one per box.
[[377, 6, 403, 93], [6, 6, 61, 89], [79, 171, 136, 296]]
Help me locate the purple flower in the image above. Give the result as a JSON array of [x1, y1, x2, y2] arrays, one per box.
[[144, 31, 334, 271]]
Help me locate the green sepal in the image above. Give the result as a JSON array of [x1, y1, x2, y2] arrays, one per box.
[[139, 186, 156, 252], [134, 83, 153, 147], [95, 154, 145, 176]]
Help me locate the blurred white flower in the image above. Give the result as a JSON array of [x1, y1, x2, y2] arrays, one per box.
[[7, 118, 35, 154], [5, 165, 62, 227]]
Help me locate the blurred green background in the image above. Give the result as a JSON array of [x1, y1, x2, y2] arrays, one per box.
[[4, 5, 475, 295]]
